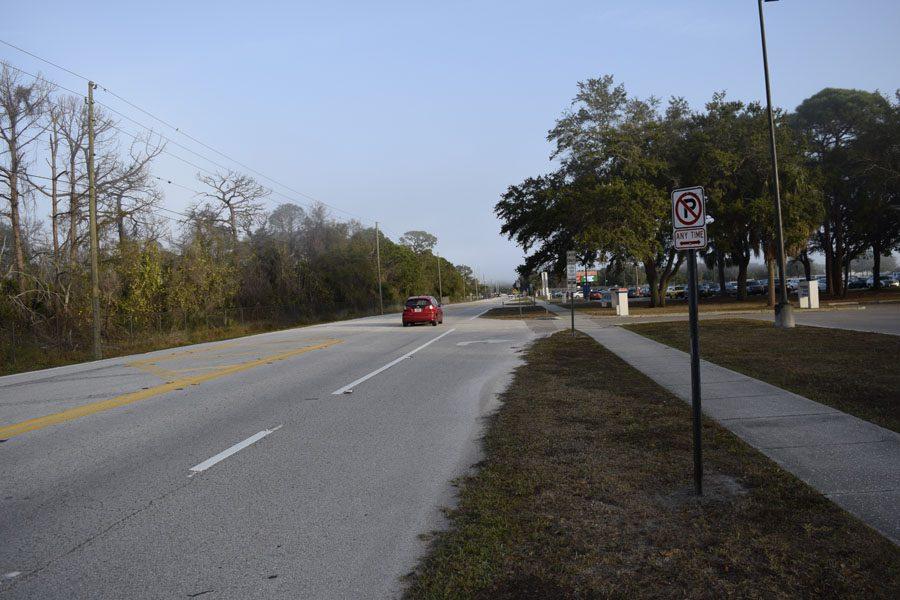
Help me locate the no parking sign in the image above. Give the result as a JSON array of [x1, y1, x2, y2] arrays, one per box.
[[671, 187, 708, 250]]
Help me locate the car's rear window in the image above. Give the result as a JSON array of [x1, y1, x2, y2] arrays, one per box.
[[406, 298, 431, 308]]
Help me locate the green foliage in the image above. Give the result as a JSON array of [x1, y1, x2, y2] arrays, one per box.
[[497, 76, 896, 304]]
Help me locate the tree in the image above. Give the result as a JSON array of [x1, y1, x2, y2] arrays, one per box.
[[793, 88, 892, 296], [0, 64, 50, 290], [399, 230, 437, 254], [195, 170, 270, 242], [498, 76, 691, 306], [849, 92, 900, 287]]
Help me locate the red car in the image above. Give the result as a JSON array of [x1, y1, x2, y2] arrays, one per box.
[[402, 296, 443, 326]]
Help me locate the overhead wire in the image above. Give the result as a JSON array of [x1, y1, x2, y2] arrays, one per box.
[[0, 38, 377, 224], [0, 60, 383, 234]]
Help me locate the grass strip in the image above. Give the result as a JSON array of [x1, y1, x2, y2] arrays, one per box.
[[404, 331, 899, 598], [481, 306, 554, 320], [624, 319, 899, 432]]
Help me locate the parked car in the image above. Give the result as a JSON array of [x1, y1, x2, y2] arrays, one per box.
[[725, 281, 738, 295], [847, 276, 868, 289], [746, 279, 765, 295], [627, 286, 642, 298], [572, 290, 584, 299], [879, 276, 900, 288], [589, 288, 604, 300], [698, 282, 719, 297], [402, 296, 443, 327]]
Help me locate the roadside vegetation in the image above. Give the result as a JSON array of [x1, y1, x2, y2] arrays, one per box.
[[0, 67, 488, 376], [405, 332, 899, 598], [496, 76, 900, 308], [625, 319, 900, 432]]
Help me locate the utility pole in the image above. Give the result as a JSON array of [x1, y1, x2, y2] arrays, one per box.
[[374, 222, 383, 315], [757, 0, 795, 329], [436, 252, 443, 302], [87, 81, 102, 360]]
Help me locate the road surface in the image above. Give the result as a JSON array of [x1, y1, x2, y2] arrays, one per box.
[[0, 300, 552, 599]]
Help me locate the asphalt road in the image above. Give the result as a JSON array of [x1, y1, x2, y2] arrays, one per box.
[[0, 300, 548, 599]]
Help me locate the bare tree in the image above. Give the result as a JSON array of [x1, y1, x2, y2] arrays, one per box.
[[95, 132, 165, 246], [0, 64, 50, 290], [195, 170, 269, 241]]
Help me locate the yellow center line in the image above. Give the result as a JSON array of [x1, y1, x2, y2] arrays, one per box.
[[0, 339, 342, 440]]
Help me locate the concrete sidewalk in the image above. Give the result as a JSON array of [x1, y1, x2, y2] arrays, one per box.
[[546, 304, 899, 544]]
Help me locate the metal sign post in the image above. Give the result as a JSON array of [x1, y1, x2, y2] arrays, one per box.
[[566, 250, 577, 336], [687, 248, 703, 496], [672, 187, 707, 495]]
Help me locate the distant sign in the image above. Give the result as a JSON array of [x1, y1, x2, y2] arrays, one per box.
[[672, 187, 707, 250], [566, 251, 577, 285]]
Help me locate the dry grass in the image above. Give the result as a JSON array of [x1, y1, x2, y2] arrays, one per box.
[[625, 319, 900, 432], [404, 332, 899, 599]]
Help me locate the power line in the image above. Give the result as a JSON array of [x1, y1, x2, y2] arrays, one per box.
[[21, 170, 194, 224], [0, 39, 376, 224], [0, 61, 374, 228]]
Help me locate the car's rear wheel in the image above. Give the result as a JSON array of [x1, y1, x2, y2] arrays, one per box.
[[431, 320, 437, 326]]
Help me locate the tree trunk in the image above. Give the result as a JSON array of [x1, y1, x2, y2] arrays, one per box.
[[644, 258, 660, 308], [8, 167, 27, 291], [800, 250, 811, 281], [717, 249, 727, 298], [50, 116, 60, 265], [872, 242, 882, 289], [116, 194, 127, 246], [843, 259, 850, 298], [830, 247, 845, 298], [737, 254, 749, 300], [68, 154, 79, 264], [228, 205, 238, 242], [766, 257, 776, 307]]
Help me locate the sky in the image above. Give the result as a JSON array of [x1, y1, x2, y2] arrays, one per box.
[[4, 1, 900, 282]]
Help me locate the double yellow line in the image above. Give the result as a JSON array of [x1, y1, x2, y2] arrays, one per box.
[[0, 339, 341, 440]]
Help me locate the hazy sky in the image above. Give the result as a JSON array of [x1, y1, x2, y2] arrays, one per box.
[[4, 1, 899, 280]]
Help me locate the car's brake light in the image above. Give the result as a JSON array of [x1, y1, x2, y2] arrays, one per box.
[[427, 304, 434, 310]]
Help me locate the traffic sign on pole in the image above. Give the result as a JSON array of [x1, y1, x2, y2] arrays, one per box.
[[566, 251, 577, 287], [671, 185, 706, 495], [672, 187, 705, 230], [672, 187, 708, 251]]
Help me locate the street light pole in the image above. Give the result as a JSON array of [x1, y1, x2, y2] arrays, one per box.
[[757, 0, 795, 328]]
